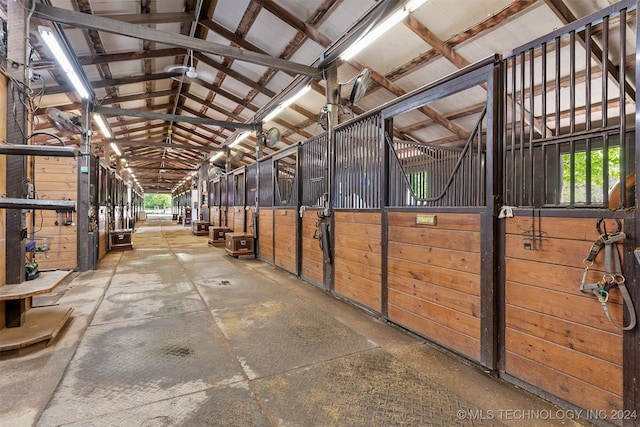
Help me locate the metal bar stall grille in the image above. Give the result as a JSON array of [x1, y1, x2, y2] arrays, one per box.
[[227, 174, 235, 207], [334, 113, 382, 209], [387, 108, 487, 207], [210, 179, 220, 207], [234, 171, 245, 206], [258, 158, 274, 208], [502, 0, 636, 208], [246, 164, 257, 208], [274, 157, 297, 207], [300, 133, 328, 207]]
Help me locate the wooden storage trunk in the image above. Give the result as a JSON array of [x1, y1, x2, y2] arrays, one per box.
[[109, 229, 133, 250], [192, 221, 209, 236], [208, 226, 230, 246], [182, 207, 192, 226], [225, 232, 254, 257]]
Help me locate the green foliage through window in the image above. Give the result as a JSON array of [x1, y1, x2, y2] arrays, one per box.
[[561, 146, 620, 204], [144, 193, 171, 210]]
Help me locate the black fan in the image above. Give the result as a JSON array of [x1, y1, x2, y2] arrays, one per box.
[[264, 127, 280, 148], [45, 107, 81, 134], [231, 150, 245, 162], [348, 68, 371, 105], [208, 165, 222, 179]]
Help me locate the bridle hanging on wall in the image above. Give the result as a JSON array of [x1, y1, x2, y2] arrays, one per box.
[[580, 218, 636, 331]]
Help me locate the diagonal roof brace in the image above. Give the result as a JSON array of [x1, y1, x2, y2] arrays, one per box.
[[33, 4, 321, 77]]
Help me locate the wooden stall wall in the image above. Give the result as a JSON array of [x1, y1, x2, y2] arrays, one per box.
[[33, 156, 78, 270], [334, 211, 382, 313], [98, 206, 108, 261], [273, 208, 297, 275], [0, 73, 7, 328], [210, 206, 220, 227], [231, 206, 245, 233], [504, 215, 623, 413], [301, 208, 324, 288], [386, 211, 482, 362], [257, 209, 274, 263]]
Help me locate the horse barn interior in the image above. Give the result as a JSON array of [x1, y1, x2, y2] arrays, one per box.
[[1, 0, 640, 425]]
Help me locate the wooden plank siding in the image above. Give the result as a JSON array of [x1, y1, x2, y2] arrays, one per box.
[[257, 209, 274, 263], [334, 212, 382, 313], [32, 156, 78, 270], [386, 212, 482, 362], [274, 209, 297, 275], [231, 206, 245, 233], [301, 208, 324, 287], [504, 216, 623, 413], [210, 206, 219, 226], [0, 73, 7, 328]]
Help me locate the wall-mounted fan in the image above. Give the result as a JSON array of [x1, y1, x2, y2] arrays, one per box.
[[347, 68, 371, 105], [208, 165, 222, 179], [231, 150, 245, 162], [264, 127, 280, 148], [317, 68, 371, 131], [45, 107, 81, 134]]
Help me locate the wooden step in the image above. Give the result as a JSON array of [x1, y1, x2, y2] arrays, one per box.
[[0, 306, 73, 351]]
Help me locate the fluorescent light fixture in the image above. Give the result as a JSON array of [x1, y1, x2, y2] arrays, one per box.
[[281, 85, 311, 108], [126, 167, 132, 174], [263, 105, 284, 123], [341, 0, 428, 61], [209, 152, 223, 163], [110, 142, 122, 157], [263, 85, 311, 123], [38, 26, 90, 99], [229, 131, 252, 148], [93, 114, 111, 138]]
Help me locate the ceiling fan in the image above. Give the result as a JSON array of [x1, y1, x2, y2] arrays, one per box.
[[166, 50, 202, 83]]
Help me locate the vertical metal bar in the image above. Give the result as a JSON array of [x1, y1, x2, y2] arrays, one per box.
[[625, 0, 640, 418], [618, 8, 627, 208], [555, 36, 561, 136], [602, 16, 609, 129], [541, 42, 548, 205], [519, 52, 526, 205], [570, 31, 576, 134], [585, 24, 592, 205], [528, 47, 535, 206]]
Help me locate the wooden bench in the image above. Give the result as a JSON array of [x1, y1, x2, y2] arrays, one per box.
[[0, 270, 74, 352]]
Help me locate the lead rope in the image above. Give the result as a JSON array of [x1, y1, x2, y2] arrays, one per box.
[[580, 220, 636, 331]]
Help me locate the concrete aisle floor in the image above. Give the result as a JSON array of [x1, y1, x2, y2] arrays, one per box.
[[1, 216, 592, 426]]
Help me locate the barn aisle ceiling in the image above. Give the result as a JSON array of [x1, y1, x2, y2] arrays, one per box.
[[0, 0, 627, 192]]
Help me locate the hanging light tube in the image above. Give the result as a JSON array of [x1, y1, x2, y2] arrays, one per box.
[[93, 114, 112, 138], [263, 84, 311, 123], [209, 152, 223, 163], [229, 131, 252, 148], [38, 26, 90, 99], [110, 143, 122, 157], [340, 0, 428, 61]]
